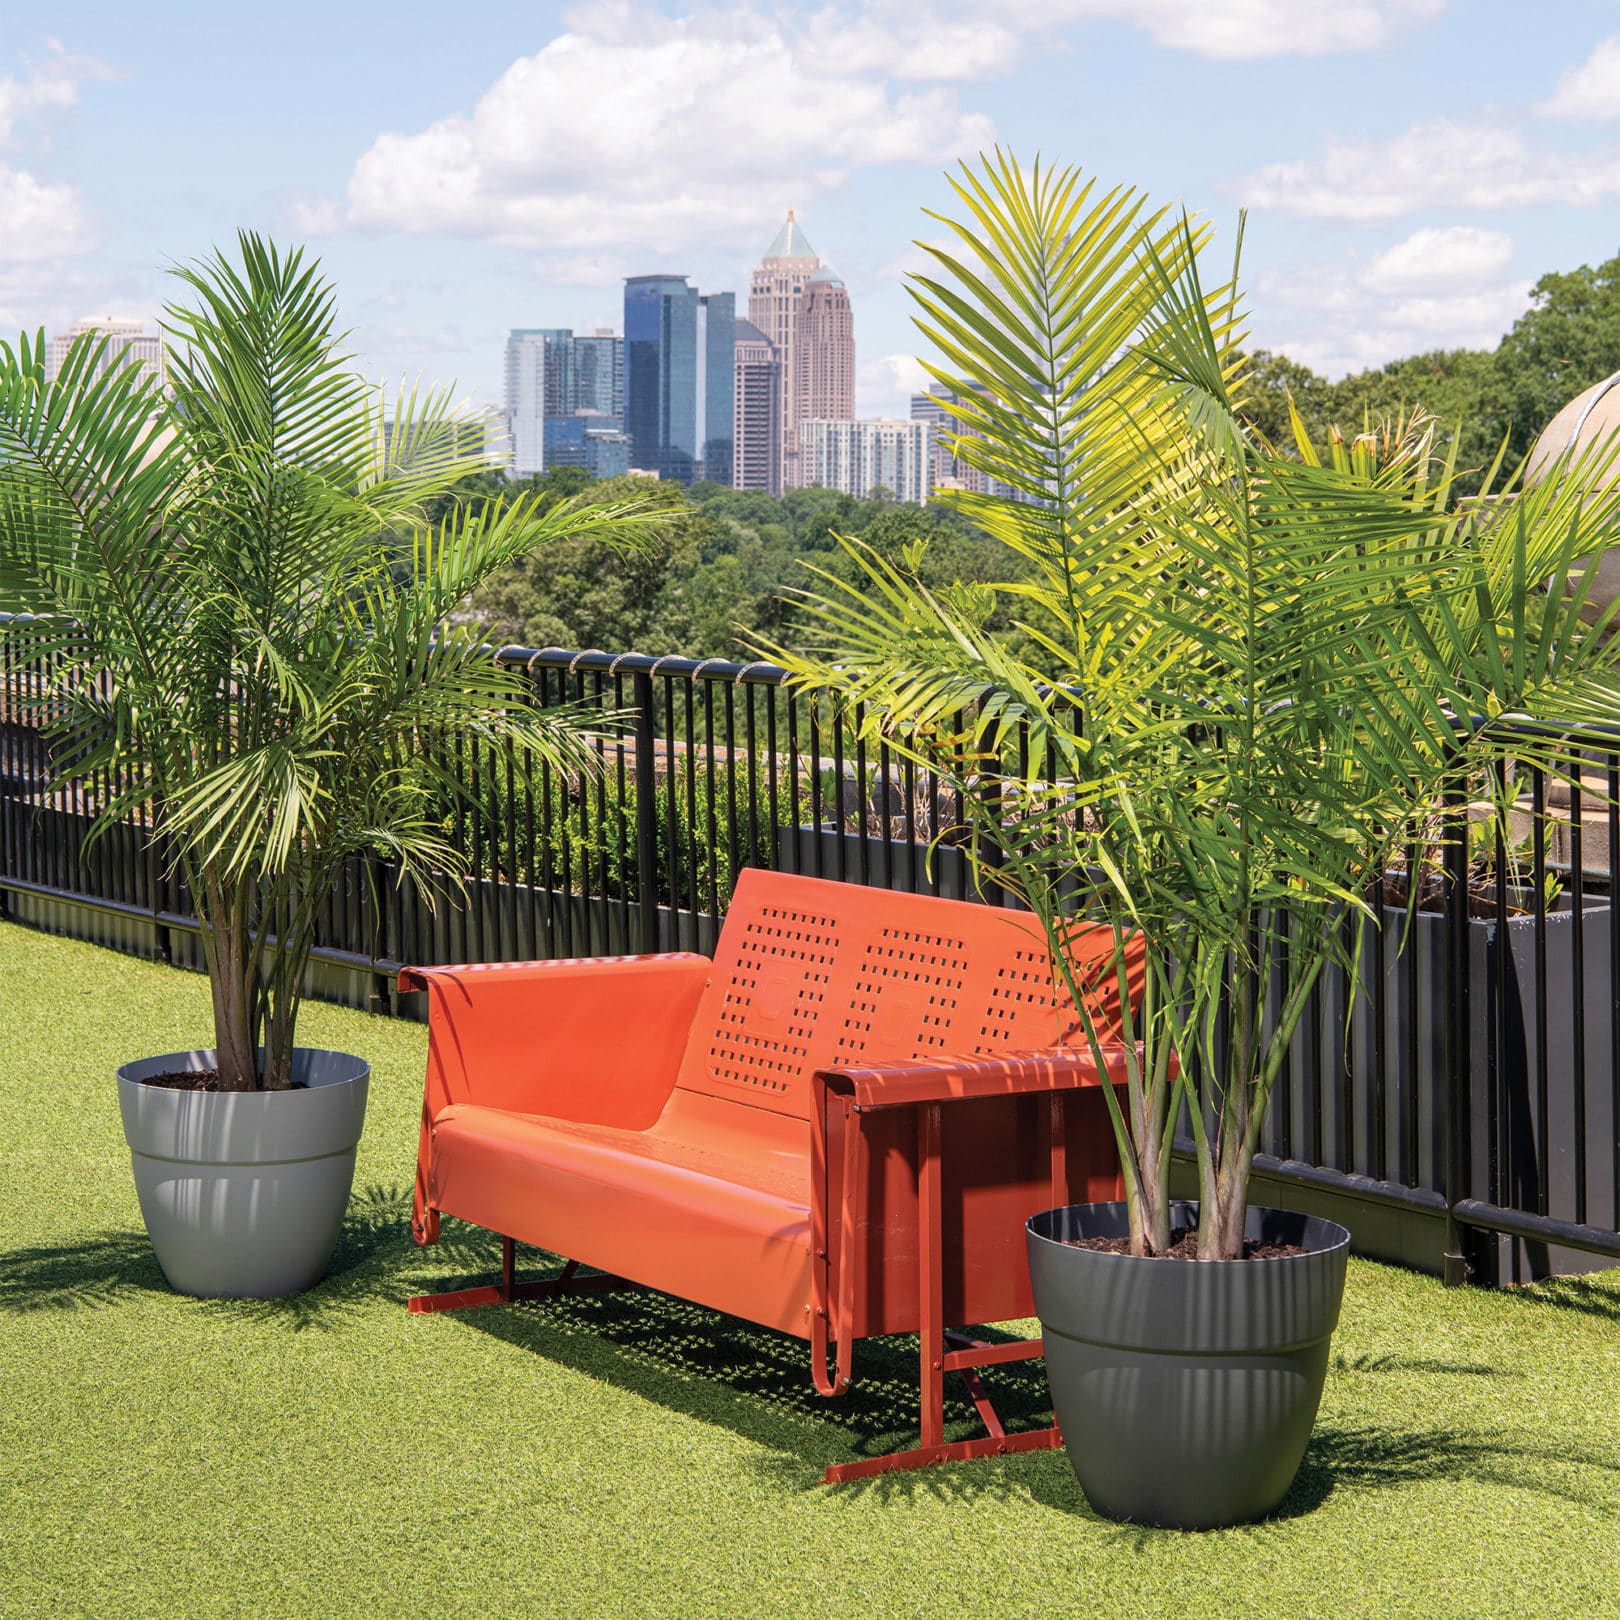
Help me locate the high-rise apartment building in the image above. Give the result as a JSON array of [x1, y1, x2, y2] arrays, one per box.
[[733, 319, 781, 495], [504, 327, 625, 479], [696, 291, 735, 487], [44, 317, 166, 393], [623, 274, 733, 486], [799, 418, 931, 506], [748, 211, 854, 491], [504, 328, 571, 478]]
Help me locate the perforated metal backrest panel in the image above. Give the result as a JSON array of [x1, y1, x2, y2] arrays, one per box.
[[676, 870, 1141, 1120]]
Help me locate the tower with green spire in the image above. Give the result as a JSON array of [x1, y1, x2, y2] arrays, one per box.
[[749, 209, 829, 491]]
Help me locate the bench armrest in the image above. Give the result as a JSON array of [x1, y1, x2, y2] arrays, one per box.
[[408, 953, 711, 1246], [815, 1044, 1134, 1112], [404, 953, 710, 1122], [806, 1043, 1137, 1395]]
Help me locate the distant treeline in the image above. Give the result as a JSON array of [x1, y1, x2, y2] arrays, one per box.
[[443, 471, 1030, 663], [1241, 253, 1620, 489]]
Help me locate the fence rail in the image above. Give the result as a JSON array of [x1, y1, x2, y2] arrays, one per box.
[[2, 624, 1617, 1286]]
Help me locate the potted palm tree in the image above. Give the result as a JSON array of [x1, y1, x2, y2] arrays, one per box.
[[0, 235, 651, 1298], [768, 156, 1620, 1526]]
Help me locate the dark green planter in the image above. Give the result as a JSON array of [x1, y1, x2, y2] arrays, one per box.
[[1026, 1201, 1350, 1529]]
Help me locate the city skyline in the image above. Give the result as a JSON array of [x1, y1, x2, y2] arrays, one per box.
[[5, 4, 1620, 425]]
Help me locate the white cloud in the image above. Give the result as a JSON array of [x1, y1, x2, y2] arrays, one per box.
[[350, 323, 466, 357], [857, 351, 929, 417], [0, 164, 95, 263], [0, 261, 153, 341], [1363, 225, 1514, 295], [798, 4, 1023, 81], [0, 39, 113, 323], [1234, 118, 1620, 221], [307, 5, 995, 271], [1537, 35, 1620, 122], [1253, 253, 1532, 378], [280, 188, 345, 237], [0, 39, 116, 149], [1001, 0, 1445, 60]]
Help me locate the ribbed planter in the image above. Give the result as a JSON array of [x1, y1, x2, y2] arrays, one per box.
[[117, 1048, 370, 1299], [1026, 1201, 1350, 1529]]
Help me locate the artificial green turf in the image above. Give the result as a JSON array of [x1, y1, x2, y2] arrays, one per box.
[[2, 919, 1618, 1620]]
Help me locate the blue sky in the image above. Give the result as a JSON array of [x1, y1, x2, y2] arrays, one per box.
[[4, 1, 1620, 418]]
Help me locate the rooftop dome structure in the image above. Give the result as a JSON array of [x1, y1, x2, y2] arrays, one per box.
[[807, 263, 844, 287], [1525, 370, 1620, 647], [764, 209, 816, 262], [1525, 370, 1620, 487]]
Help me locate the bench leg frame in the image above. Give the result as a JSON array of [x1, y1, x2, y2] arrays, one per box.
[[818, 1098, 1067, 1484], [407, 1238, 623, 1314], [822, 1331, 1061, 1484]]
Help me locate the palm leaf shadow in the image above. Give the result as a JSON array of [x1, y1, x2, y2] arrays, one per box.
[[0, 1183, 481, 1331]]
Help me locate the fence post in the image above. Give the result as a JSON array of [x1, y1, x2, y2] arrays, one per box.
[[1441, 772, 1473, 1286], [633, 671, 660, 955]]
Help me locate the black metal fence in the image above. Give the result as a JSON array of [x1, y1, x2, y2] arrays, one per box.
[[2, 629, 1616, 1285]]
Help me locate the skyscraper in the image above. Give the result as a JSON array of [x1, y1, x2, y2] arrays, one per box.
[[748, 210, 855, 491], [733, 320, 781, 495], [572, 329, 623, 422], [504, 328, 573, 478], [796, 266, 855, 430], [623, 275, 733, 486], [505, 327, 625, 479], [697, 292, 735, 487]]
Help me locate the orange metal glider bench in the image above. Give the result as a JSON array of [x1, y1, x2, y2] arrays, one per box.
[[402, 868, 1138, 1482]]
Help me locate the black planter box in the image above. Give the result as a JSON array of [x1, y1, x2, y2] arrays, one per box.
[[1266, 895, 1617, 1282]]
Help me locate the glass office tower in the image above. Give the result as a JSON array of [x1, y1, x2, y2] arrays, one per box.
[[573, 331, 623, 426], [623, 276, 735, 486], [624, 275, 699, 484]]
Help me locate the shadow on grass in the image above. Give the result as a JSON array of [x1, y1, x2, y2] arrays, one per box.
[[1512, 1275, 1620, 1324], [1331, 1351, 1522, 1378], [424, 1243, 1620, 1518], [9, 1205, 1617, 1519], [1029, 1421, 1620, 1542], [451, 1267, 1056, 1491], [0, 1184, 486, 1331], [0, 1228, 170, 1310]]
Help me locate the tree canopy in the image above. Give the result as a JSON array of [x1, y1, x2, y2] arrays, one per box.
[[1241, 252, 1620, 491]]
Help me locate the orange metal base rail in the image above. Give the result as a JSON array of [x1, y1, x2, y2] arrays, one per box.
[[822, 1329, 1061, 1484], [407, 1241, 623, 1315]]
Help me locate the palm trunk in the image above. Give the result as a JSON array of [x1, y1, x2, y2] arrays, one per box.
[[1130, 1090, 1173, 1255], [204, 879, 260, 1091], [1199, 952, 1255, 1260], [1202, 1138, 1254, 1260]]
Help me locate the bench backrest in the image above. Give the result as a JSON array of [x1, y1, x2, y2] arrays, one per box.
[[674, 868, 1141, 1121]]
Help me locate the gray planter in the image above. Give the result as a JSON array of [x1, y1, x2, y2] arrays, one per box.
[[1026, 1200, 1350, 1529], [117, 1048, 370, 1298]]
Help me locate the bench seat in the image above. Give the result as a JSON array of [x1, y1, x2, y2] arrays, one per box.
[[429, 1090, 813, 1334]]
